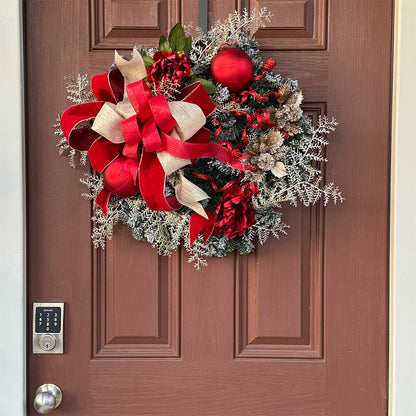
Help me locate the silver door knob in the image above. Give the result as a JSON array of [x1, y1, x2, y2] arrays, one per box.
[[33, 384, 62, 414]]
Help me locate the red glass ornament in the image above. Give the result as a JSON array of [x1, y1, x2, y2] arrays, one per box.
[[103, 156, 140, 197], [210, 48, 254, 92]]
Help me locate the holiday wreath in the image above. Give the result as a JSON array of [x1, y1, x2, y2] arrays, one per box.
[[56, 9, 343, 269]]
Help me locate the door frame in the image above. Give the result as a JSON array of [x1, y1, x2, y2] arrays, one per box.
[[1, 0, 413, 414], [389, 0, 416, 414], [0, 0, 26, 415]]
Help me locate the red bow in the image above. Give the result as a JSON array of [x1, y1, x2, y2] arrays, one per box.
[[60, 65, 249, 244]]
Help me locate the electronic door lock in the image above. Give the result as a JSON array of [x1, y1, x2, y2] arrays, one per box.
[[33, 303, 64, 354]]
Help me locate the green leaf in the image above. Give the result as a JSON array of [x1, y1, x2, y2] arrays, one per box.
[[142, 55, 154, 68], [184, 75, 196, 85], [168, 23, 186, 52], [191, 78, 217, 95], [183, 36, 192, 56], [159, 35, 169, 52]]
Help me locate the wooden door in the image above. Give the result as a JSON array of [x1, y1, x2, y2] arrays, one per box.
[[26, 1, 392, 415]]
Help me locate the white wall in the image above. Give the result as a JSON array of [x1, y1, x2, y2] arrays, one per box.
[[390, 0, 416, 414], [0, 0, 413, 414], [0, 0, 26, 414]]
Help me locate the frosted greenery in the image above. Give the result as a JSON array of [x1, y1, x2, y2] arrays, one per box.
[[54, 75, 92, 167]]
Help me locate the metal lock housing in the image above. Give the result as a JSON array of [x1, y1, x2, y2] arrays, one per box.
[[33, 303, 64, 354]]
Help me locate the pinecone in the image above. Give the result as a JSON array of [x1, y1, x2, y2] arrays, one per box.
[[246, 129, 287, 177], [256, 153, 275, 170], [272, 90, 304, 136]]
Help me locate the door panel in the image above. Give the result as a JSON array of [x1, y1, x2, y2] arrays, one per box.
[[93, 233, 181, 358], [26, 0, 391, 414]]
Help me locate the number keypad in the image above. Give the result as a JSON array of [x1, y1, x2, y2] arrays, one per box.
[[35, 307, 61, 333]]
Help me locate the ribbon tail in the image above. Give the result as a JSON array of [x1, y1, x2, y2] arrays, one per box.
[[96, 188, 111, 217], [115, 48, 147, 85], [157, 151, 191, 176], [189, 209, 216, 245], [139, 149, 181, 211], [160, 129, 246, 171], [174, 172, 209, 219]]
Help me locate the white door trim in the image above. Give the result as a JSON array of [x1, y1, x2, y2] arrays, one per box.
[[389, 0, 416, 414], [1, 0, 413, 414], [0, 0, 26, 414]]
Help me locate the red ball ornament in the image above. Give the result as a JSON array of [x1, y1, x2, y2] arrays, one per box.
[[103, 156, 140, 198], [210, 48, 254, 92]]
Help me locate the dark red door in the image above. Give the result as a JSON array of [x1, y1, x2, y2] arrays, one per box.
[[26, 1, 391, 414]]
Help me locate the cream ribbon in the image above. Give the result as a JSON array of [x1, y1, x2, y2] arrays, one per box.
[[174, 171, 209, 216], [91, 49, 209, 218]]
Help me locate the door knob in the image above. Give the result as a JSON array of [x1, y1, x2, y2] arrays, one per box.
[[33, 384, 62, 414]]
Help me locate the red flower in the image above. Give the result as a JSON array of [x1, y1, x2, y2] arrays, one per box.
[[213, 182, 259, 239], [147, 51, 191, 92]]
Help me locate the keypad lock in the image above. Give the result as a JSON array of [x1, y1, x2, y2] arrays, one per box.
[[33, 303, 64, 354]]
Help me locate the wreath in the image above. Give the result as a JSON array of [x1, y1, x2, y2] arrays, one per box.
[[56, 9, 342, 269]]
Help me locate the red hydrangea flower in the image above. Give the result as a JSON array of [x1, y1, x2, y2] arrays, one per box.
[[213, 181, 259, 239], [147, 51, 191, 92]]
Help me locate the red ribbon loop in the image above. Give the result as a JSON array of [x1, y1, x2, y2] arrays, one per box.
[[120, 116, 141, 145], [179, 82, 216, 117], [141, 117, 164, 152], [60, 102, 104, 150], [128, 80, 151, 116], [88, 137, 123, 173], [91, 68, 124, 103], [148, 94, 177, 133]]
